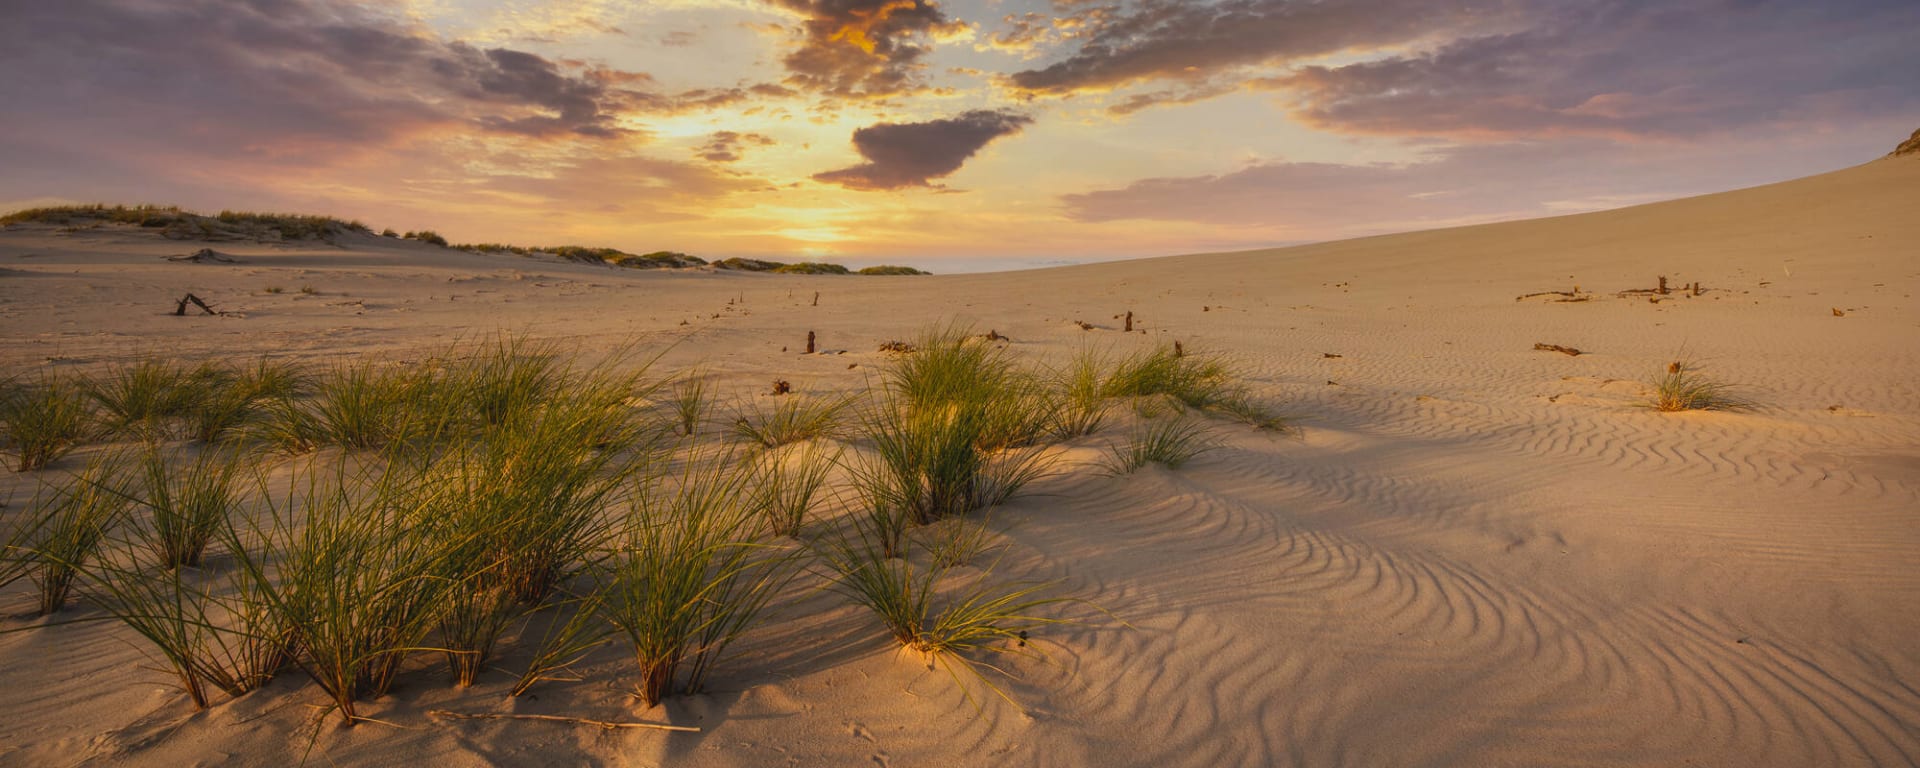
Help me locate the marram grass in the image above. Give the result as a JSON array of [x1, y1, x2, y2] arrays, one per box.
[[0, 372, 95, 470], [1648, 360, 1751, 412]]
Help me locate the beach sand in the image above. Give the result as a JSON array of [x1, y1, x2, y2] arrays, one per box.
[[1, 153, 1915, 766]]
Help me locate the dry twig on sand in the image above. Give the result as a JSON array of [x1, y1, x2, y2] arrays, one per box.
[[428, 710, 699, 732]]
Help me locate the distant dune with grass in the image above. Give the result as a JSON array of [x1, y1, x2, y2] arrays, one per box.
[[0, 143, 1917, 767]]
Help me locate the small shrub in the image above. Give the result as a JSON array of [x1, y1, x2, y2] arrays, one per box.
[[1649, 360, 1750, 412], [857, 265, 929, 276], [264, 286, 285, 294], [771, 262, 850, 275], [0, 373, 95, 470]]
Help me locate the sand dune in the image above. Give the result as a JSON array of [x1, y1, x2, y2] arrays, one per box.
[[1, 154, 1916, 766]]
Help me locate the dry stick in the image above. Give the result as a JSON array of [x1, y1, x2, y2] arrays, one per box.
[[1532, 343, 1583, 356], [428, 710, 699, 732], [1124, 311, 1133, 332], [1514, 290, 1582, 301], [811, 291, 819, 307], [173, 293, 219, 316]]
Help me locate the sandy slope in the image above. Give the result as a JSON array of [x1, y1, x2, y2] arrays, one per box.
[[1, 155, 1916, 767]]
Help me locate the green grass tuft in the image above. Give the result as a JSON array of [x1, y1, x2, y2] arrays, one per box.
[[1, 373, 96, 470], [1101, 417, 1217, 475], [600, 453, 796, 707], [1649, 360, 1751, 412], [733, 392, 853, 449]]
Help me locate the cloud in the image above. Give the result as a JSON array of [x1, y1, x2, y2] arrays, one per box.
[[766, 0, 967, 97], [0, 0, 659, 149], [1005, 0, 1508, 95], [813, 109, 1033, 190], [1272, 0, 1920, 140], [696, 131, 778, 162]]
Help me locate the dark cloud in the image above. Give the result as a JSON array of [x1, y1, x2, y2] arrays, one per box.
[[0, 0, 652, 155], [767, 0, 964, 98], [1273, 0, 1920, 139], [814, 110, 1033, 190], [1006, 0, 1510, 94], [696, 131, 778, 163]]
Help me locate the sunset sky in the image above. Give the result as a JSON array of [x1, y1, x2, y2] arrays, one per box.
[[2, 0, 1915, 270]]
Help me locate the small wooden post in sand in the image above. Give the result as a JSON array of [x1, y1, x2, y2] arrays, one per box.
[[806, 331, 815, 354], [1124, 311, 1133, 332]]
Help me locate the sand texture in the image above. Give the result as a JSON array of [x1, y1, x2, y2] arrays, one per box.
[[1, 155, 1917, 766]]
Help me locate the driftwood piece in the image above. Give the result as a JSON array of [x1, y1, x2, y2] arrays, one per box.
[[428, 710, 698, 733], [1533, 343, 1583, 356], [1515, 290, 1584, 302], [1074, 320, 1094, 331], [770, 380, 791, 395], [982, 330, 1007, 342], [806, 331, 815, 354], [1124, 311, 1133, 332], [877, 340, 914, 353], [173, 293, 220, 316], [166, 248, 239, 264]]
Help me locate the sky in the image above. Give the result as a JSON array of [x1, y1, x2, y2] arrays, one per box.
[[1, 0, 1916, 271]]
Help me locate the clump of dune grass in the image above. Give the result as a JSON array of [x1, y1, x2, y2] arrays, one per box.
[[1648, 360, 1751, 412], [254, 394, 325, 454], [748, 441, 841, 538], [450, 334, 564, 427], [0, 372, 96, 470], [820, 519, 1069, 697], [1046, 346, 1115, 439], [1101, 417, 1217, 475], [138, 447, 250, 569], [732, 392, 853, 449], [307, 361, 446, 450], [852, 399, 1053, 530], [668, 370, 710, 436], [413, 407, 638, 685], [1102, 344, 1287, 430], [24, 455, 135, 614], [82, 531, 291, 708], [888, 324, 1053, 451], [842, 326, 1058, 556], [600, 453, 796, 707], [510, 592, 612, 697], [225, 461, 459, 725], [178, 358, 307, 444], [914, 514, 999, 569], [88, 359, 199, 441]]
